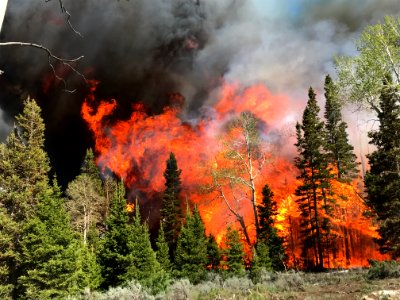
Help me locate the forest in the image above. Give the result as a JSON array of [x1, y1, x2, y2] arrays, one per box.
[[0, 1, 400, 299]]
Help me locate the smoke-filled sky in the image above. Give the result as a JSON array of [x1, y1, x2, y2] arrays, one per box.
[[0, 0, 399, 185]]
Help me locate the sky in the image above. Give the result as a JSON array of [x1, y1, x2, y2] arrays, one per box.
[[0, 0, 399, 184]]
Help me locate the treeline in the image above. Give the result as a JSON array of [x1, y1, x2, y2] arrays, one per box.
[[0, 99, 285, 299]]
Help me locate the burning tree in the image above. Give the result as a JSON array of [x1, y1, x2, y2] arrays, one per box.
[[295, 87, 334, 271], [210, 111, 267, 245], [161, 152, 183, 254]]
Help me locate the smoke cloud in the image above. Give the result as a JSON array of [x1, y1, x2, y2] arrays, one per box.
[[0, 0, 399, 184]]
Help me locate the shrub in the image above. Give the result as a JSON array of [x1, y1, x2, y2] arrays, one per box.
[[164, 279, 193, 300], [273, 271, 305, 291], [367, 260, 400, 280]]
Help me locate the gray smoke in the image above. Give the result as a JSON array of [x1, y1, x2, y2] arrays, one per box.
[[0, 0, 399, 183]]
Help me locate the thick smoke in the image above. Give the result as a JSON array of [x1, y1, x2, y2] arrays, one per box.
[[0, 0, 399, 184]]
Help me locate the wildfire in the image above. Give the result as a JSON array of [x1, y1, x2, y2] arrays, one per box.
[[81, 80, 386, 268]]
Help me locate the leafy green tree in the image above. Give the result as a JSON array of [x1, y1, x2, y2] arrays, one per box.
[[223, 227, 245, 277], [18, 181, 101, 299], [206, 234, 220, 271], [0, 98, 51, 297], [336, 16, 400, 112], [257, 184, 286, 270], [156, 222, 171, 272], [324, 75, 359, 181], [365, 79, 400, 258], [66, 173, 106, 245], [210, 112, 266, 245], [161, 153, 183, 253], [99, 181, 132, 288], [174, 206, 208, 284], [295, 87, 333, 270]]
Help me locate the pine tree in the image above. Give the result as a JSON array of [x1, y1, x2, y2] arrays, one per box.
[[324, 75, 358, 181], [257, 184, 286, 270], [161, 152, 183, 253], [295, 87, 333, 270], [0, 97, 50, 221], [223, 227, 245, 277], [174, 206, 208, 284], [365, 78, 400, 258], [124, 204, 164, 291], [0, 98, 51, 297], [99, 181, 132, 288], [156, 222, 171, 272], [0, 209, 18, 299], [206, 234, 220, 271], [250, 240, 272, 283], [18, 181, 101, 299]]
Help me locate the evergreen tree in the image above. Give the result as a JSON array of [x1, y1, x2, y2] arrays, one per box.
[[161, 153, 183, 253], [81, 148, 102, 186], [0, 97, 50, 221], [18, 181, 101, 299], [257, 184, 286, 270], [365, 79, 400, 258], [295, 87, 333, 270], [324, 75, 358, 181], [223, 227, 245, 277], [156, 222, 171, 272], [0, 98, 51, 297], [0, 209, 18, 299], [206, 234, 220, 271], [250, 240, 272, 283], [124, 203, 165, 291], [174, 206, 208, 284], [99, 181, 133, 288]]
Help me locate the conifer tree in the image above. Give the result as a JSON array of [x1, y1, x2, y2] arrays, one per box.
[[0, 98, 51, 297], [365, 78, 400, 258], [124, 204, 164, 290], [161, 152, 183, 253], [18, 181, 101, 299], [257, 184, 286, 270], [295, 87, 333, 270], [0, 209, 17, 299], [174, 206, 208, 284], [206, 234, 221, 271], [250, 240, 272, 283], [156, 222, 171, 272], [223, 227, 245, 277], [99, 181, 133, 288], [324, 75, 358, 181]]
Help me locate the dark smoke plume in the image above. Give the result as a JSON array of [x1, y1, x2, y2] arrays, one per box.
[[0, 0, 400, 185]]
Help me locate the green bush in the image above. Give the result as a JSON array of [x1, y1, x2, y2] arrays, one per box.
[[367, 260, 400, 280]]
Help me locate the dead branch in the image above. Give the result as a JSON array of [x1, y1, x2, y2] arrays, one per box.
[[45, 0, 83, 37], [0, 42, 86, 92]]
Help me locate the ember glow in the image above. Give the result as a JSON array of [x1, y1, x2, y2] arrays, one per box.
[[82, 80, 387, 268]]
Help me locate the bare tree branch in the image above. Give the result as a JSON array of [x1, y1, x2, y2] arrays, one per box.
[[45, 0, 83, 38], [0, 42, 86, 92]]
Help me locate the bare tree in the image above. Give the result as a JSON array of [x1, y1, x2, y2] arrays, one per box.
[[210, 112, 268, 245]]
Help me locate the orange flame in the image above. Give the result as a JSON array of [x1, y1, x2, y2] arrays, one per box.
[[81, 80, 386, 268]]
